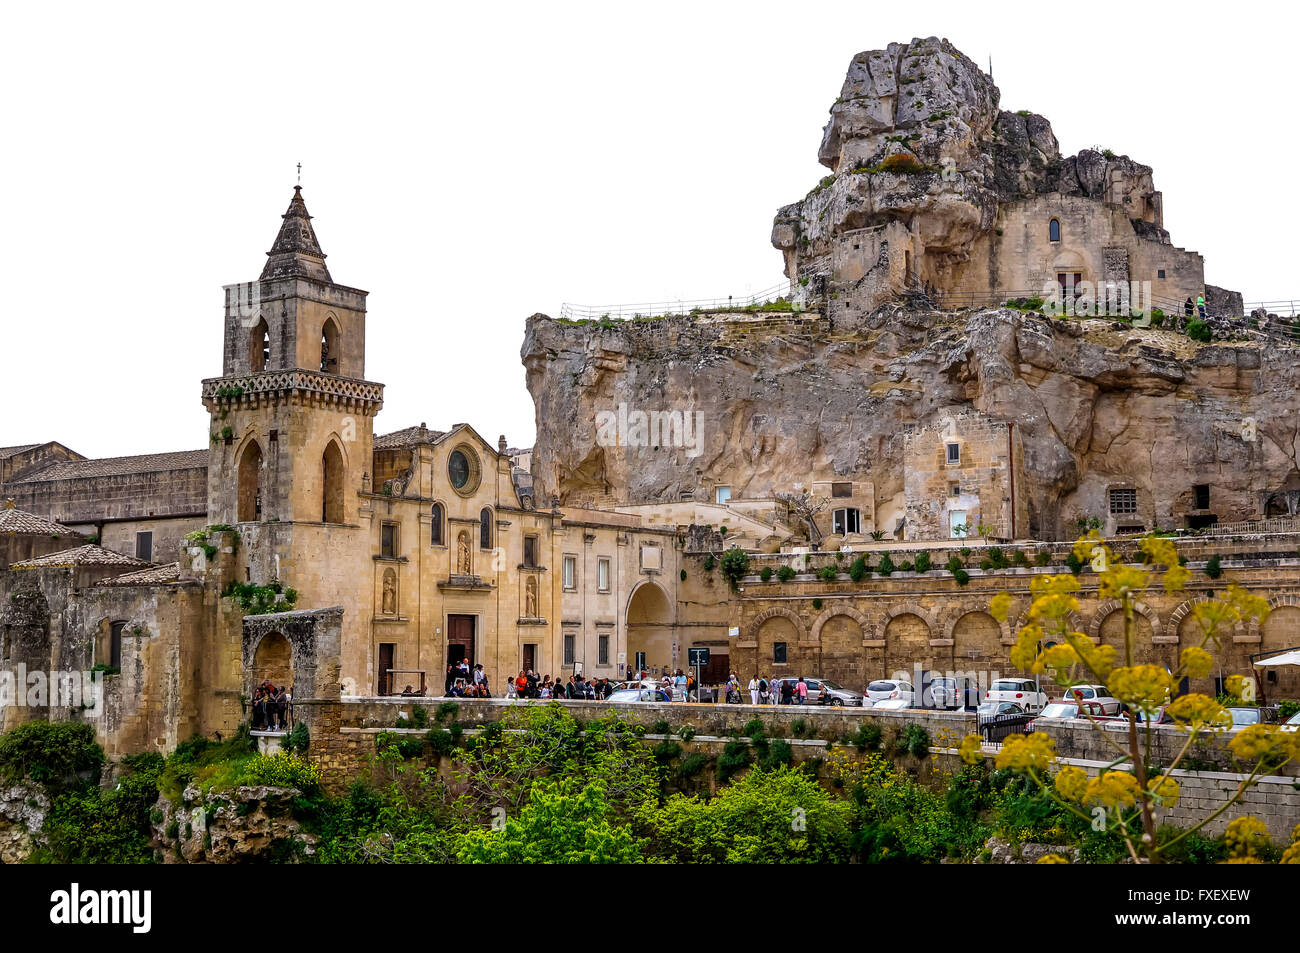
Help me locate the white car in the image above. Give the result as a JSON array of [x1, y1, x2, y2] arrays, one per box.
[[871, 698, 913, 711], [607, 688, 670, 703], [1281, 710, 1300, 733], [984, 677, 1049, 713], [1062, 684, 1123, 715], [866, 679, 915, 706]]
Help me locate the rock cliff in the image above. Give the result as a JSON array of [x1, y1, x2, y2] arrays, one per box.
[[522, 304, 1300, 539]]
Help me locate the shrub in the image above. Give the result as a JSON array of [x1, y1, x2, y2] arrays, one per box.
[[436, 701, 459, 722], [1278, 700, 1300, 721], [0, 722, 104, 791], [716, 740, 752, 782], [953, 568, 971, 586], [987, 547, 1009, 570], [818, 565, 838, 582], [913, 551, 931, 573], [1204, 554, 1223, 579], [652, 740, 682, 763], [720, 548, 750, 590], [848, 555, 871, 582], [1035, 549, 1052, 567], [899, 560, 914, 572], [899, 724, 930, 759], [760, 566, 774, 582], [979, 559, 993, 571], [1187, 319, 1212, 343], [1065, 551, 1085, 575], [789, 718, 811, 738], [876, 554, 895, 577], [677, 725, 696, 742], [239, 752, 323, 792], [280, 722, 310, 754], [680, 569, 687, 581], [702, 554, 716, 572], [777, 565, 796, 583], [411, 706, 429, 730], [677, 752, 708, 778], [873, 152, 930, 175], [425, 727, 455, 757], [1013, 549, 1030, 567], [811, 598, 823, 610], [846, 724, 882, 752], [651, 719, 672, 736], [375, 732, 425, 761]]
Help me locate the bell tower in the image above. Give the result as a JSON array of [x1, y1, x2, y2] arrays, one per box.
[[201, 187, 383, 592]]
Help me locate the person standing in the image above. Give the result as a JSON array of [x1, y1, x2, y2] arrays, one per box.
[[1196, 293, 1206, 318], [748, 675, 760, 706], [795, 676, 808, 705], [780, 678, 794, 706]]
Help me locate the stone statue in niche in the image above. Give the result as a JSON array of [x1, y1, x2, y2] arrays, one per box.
[[525, 576, 538, 617], [457, 531, 471, 574], [382, 568, 396, 614]]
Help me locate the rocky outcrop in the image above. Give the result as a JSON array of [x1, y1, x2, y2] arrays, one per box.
[[981, 836, 1081, 864], [0, 782, 49, 863], [151, 784, 316, 863], [523, 305, 1300, 539]]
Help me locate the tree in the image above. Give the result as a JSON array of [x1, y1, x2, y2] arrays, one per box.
[[720, 547, 750, 590], [775, 490, 829, 547], [974, 533, 1294, 864]]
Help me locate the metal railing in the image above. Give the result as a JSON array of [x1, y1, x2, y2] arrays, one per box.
[[558, 280, 794, 322], [1245, 300, 1300, 317], [1203, 517, 1300, 537], [977, 711, 1035, 746]]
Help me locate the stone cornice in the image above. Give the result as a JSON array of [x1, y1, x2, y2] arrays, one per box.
[[202, 369, 384, 413]]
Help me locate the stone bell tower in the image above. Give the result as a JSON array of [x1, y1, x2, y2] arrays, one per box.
[[200, 187, 384, 601]]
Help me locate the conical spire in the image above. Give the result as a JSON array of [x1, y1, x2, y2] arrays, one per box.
[[261, 186, 332, 281]]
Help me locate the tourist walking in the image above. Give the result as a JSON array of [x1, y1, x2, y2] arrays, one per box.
[[795, 675, 809, 705]]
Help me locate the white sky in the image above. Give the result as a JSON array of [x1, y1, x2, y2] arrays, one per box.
[[2, 1, 1294, 459]]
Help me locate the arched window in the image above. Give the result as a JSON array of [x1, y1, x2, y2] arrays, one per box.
[[479, 507, 492, 549], [250, 318, 270, 372], [321, 317, 339, 373], [430, 503, 444, 545], [238, 440, 264, 522], [321, 441, 344, 523], [1048, 219, 1061, 243]]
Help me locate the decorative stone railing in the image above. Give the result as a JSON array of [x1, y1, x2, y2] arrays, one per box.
[[201, 369, 384, 410]]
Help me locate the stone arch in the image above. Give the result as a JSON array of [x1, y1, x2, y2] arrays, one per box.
[[1011, 607, 1085, 643], [809, 604, 869, 643], [747, 606, 808, 643], [1170, 597, 1244, 644], [237, 439, 264, 523], [945, 610, 1007, 664], [250, 630, 293, 695], [321, 438, 345, 523], [249, 315, 270, 372], [1257, 596, 1300, 698], [1088, 599, 1162, 641], [320, 314, 340, 373], [882, 604, 936, 676], [479, 506, 493, 549], [627, 580, 674, 674]]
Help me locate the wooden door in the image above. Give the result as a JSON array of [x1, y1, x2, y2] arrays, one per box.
[[377, 642, 395, 696], [522, 643, 537, 672], [447, 615, 475, 669]]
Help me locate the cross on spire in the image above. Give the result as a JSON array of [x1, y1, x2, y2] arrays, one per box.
[[296, 162, 302, 185]]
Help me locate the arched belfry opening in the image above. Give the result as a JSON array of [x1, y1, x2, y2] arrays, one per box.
[[321, 316, 339, 373], [238, 440, 264, 522], [321, 440, 344, 523], [250, 317, 270, 372]]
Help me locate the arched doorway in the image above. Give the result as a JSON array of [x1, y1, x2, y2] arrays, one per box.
[[321, 441, 344, 523], [884, 611, 932, 679], [626, 582, 673, 677], [320, 316, 339, 373], [249, 317, 270, 372], [237, 441, 264, 522], [252, 631, 293, 693], [819, 614, 865, 686], [1261, 605, 1300, 699]]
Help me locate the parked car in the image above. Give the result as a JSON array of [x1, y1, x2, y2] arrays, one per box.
[[977, 701, 1026, 718], [1063, 684, 1123, 715], [926, 675, 981, 710], [771, 677, 859, 705], [607, 688, 670, 703], [818, 679, 865, 707], [871, 698, 913, 711], [1281, 710, 1300, 733], [1026, 699, 1109, 731], [866, 679, 915, 707], [985, 677, 1049, 712], [1227, 707, 1265, 727]]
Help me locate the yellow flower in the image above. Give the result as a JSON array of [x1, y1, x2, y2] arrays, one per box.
[[1099, 566, 1151, 601], [989, 591, 1014, 623], [1083, 771, 1142, 809], [1190, 600, 1236, 644], [1166, 693, 1232, 731], [1223, 816, 1270, 858], [1139, 535, 1179, 569], [1035, 853, 1068, 864], [1030, 573, 1082, 597], [1009, 623, 1044, 671], [1053, 765, 1088, 802], [1292, 822, 1300, 844], [958, 734, 983, 766], [1224, 585, 1270, 626], [1161, 564, 1190, 594], [1034, 643, 1081, 678], [1220, 857, 1265, 864], [1071, 532, 1107, 566], [995, 732, 1056, 774], [1179, 646, 1213, 680], [1281, 842, 1300, 865], [1224, 675, 1250, 703], [1064, 631, 1117, 681], [1107, 665, 1174, 713], [1029, 592, 1080, 624], [1229, 724, 1297, 766], [1146, 774, 1180, 808]]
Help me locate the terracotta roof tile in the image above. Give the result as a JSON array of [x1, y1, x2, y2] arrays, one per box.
[[374, 425, 447, 450], [0, 505, 80, 537], [0, 444, 41, 460], [97, 562, 183, 586], [9, 544, 149, 570], [9, 449, 207, 483]]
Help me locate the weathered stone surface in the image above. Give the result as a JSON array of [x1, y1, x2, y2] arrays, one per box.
[[151, 784, 316, 864], [981, 836, 1081, 864], [523, 305, 1300, 540], [0, 782, 49, 864]]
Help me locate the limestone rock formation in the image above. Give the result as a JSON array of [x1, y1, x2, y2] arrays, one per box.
[[152, 783, 316, 863], [522, 305, 1300, 540], [0, 782, 49, 863]]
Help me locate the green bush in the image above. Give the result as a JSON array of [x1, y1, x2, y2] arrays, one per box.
[[0, 721, 104, 791], [811, 598, 823, 610], [1035, 549, 1052, 567], [376, 731, 425, 760], [777, 565, 796, 583], [818, 565, 838, 582], [425, 727, 455, 757], [677, 752, 708, 778], [652, 740, 682, 763], [898, 725, 930, 759], [846, 724, 882, 752], [716, 740, 752, 782], [876, 554, 895, 577], [1065, 551, 1085, 576], [720, 548, 750, 590], [1278, 700, 1300, 721], [913, 551, 931, 573], [280, 722, 310, 754], [849, 555, 871, 582], [760, 566, 774, 582], [953, 568, 971, 586], [1204, 554, 1223, 579], [899, 560, 914, 572], [702, 554, 716, 572], [1187, 319, 1212, 343], [436, 701, 459, 722]]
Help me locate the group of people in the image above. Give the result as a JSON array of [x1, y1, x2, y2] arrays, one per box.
[[508, 670, 617, 700], [1183, 295, 1207, 319], [736, 673, 810, 705], [443, 659, 491, 697], [252, 680, 292, 730]]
